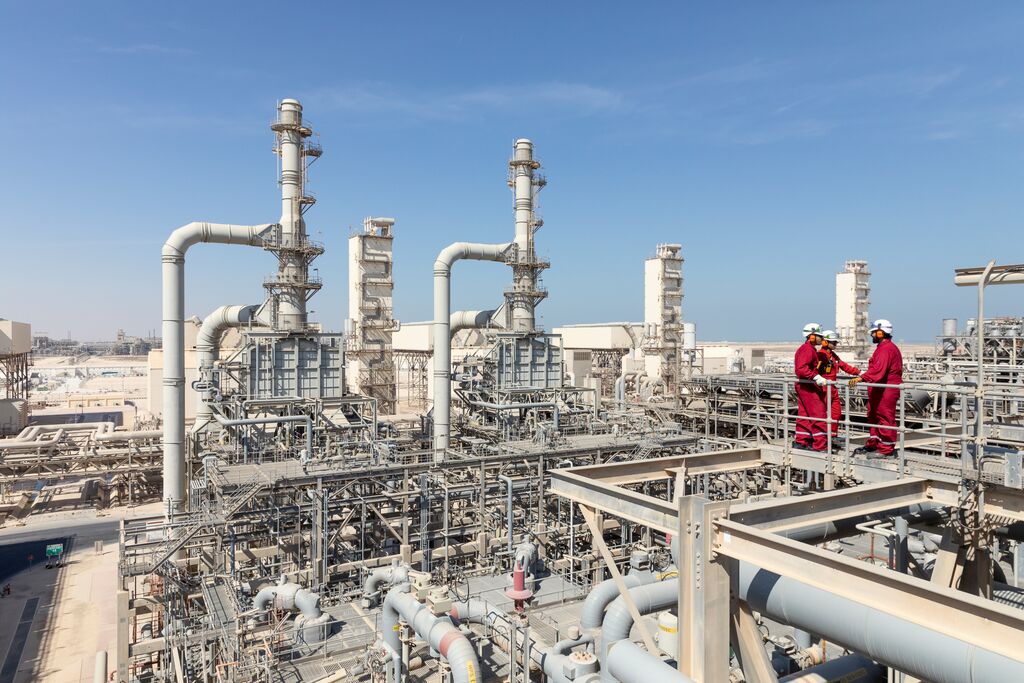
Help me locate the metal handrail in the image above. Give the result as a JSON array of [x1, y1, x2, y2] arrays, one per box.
[[744, 374, 1017, 485]]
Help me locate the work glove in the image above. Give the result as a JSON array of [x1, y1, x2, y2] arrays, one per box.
[[849, 376, 863, 387], [813, 375, 828, 387]]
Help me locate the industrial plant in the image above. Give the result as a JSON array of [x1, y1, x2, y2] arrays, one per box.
[[1, 98, 1023, 683]]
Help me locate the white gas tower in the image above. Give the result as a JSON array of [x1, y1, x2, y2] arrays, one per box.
[[348, 217, 397, 414], [642, 243, 684, 397], [835, 260, 871, 360]]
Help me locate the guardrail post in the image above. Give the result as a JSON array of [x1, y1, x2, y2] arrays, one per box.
[[678, 496, 731, 681]]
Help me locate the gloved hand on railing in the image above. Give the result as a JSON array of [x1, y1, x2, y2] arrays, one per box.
[[848, 376, 863, 387], [813, 375, 828, 387]]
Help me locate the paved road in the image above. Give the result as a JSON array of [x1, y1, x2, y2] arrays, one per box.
[[0, 517, 121, 683]]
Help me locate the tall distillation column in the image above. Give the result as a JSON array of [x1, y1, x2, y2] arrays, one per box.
[[267, 99, 323, 331], [506, 139, 548, 333]]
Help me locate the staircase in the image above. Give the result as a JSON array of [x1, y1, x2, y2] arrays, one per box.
[[127, 475, 270, 576], [610, 437, 661, 463]]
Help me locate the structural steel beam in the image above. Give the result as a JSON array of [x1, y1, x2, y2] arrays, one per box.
[[550, 469, 678, 533], [729, 478, 933, 532], [930, 479, 1024, 523], [715, 518, 1024, 661], [566, 448, 762, 485], [729, 590, 779, 683], [677, 496, 731, 682], [954, 263, 1024, 287]]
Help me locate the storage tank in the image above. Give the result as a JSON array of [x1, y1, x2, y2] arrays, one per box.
[[682, 322, 696, 351], [655, 611, 678, 657], [941, 318, 958, 338]]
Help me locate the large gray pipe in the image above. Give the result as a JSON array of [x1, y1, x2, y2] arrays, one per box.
[[599, 580, 678, 682], [667, 525, 1022, 682], [605, 640, 695, 683], [192, 304, 259, 434], [432, 241, 512, 460], [162, 222, 274, 517], [449, 309, 500, 338], [779, 654, 884, 682], [363, 563, 410, 601], [253, 581, 322, 619], [579, 569, 657, 630], [739, 563, 1024, 683], [383, 586, 482, 683], [451, 599, 601, 683]]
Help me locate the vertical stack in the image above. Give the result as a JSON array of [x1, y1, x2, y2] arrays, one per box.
[[266, 99, 324, 331], [505, 139, 548, 334]]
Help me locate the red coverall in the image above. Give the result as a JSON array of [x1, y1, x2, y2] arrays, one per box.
[[817, 348, 860, 436], [794, 340, 826, 451], [860, 338, 903, 454]]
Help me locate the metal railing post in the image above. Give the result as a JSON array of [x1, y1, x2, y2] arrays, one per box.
[[898, 386, 906, 477], [783, 380, 790, 448]]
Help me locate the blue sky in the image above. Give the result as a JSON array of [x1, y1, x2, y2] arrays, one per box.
[[1, 2, 1021, 342]]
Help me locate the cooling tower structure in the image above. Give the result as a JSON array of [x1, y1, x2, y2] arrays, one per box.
[[348, 217, 398, 415], [835, 259, 871, 359]]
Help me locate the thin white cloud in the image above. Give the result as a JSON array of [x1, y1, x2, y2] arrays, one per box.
[[672, 59, 786, 87], [97, 43, 195, 56], [307, 81, 625, 121]]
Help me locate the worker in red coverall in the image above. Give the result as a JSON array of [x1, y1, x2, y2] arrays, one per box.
[[794, 323, 829, 451], [850, 319, 903, 457], [818, 330, 860, 439]]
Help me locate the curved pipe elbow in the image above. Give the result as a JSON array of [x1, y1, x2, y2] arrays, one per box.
[[599, 579, 679, 671], [364, 564, 409, 598], [434, 242, 512, 274], [253, 586, 279, 611], [579, 572, 651, 630], [605, 640, 695, 683], [196, 305, 258, 355], [163, 222, 276, 260], [293, 588, 322, 619], [450, 309, 500, 337], [449, 598, 505, 626], [442, 635, 484, 683]]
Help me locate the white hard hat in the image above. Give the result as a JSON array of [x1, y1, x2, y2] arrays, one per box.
[[871, 319, 893, 335], [822, 329, 839, 343], [802, 322, 822, 338]]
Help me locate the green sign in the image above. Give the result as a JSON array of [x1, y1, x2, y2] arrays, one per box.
[[45, 543, 63, 557]]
